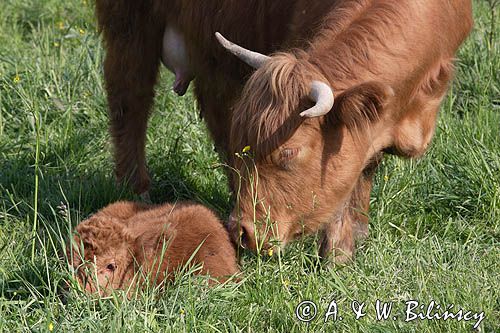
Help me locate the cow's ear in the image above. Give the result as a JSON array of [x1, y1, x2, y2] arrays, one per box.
[[331, 81, 394, 130]]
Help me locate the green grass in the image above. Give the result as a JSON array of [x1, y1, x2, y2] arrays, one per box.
[[0, 0, 499, 331]]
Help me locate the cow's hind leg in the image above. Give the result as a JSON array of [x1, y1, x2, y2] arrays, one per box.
[[100, 8, 164, 195]]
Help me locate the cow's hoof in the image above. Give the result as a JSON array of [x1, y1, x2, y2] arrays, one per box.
[[321, 249, 353, 269]]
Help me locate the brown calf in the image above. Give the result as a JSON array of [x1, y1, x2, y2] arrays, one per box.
[[69, 202, 239, 296]]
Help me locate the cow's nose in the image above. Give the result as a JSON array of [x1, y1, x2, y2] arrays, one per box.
[[226, 214, 254, 250]]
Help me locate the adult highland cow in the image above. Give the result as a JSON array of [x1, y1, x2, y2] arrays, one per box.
[[96, 0, 472, 262]]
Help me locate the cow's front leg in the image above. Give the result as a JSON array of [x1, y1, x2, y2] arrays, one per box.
[[102, 20, 163, 195], [319, 207, 354, 264], [350, 154, 381, 240], [319, 154, 381, 264]]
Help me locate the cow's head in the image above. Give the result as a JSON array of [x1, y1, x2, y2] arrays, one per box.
[[216, 33, 395, 253]]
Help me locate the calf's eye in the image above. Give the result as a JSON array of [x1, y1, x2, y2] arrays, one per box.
[[106, 263, 116, 272]]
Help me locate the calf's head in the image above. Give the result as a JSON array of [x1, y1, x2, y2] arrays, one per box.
[[69, 215, 140, 296], [217, 33, 395, 252]]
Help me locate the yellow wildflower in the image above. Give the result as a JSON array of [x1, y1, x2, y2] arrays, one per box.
[[384, 175, 389, 181], [242, 145, 251, 153], [53, 42, 60, 47], [179, 308, 185, 315], [57, 21, 64, 30], [267, 248, 274, 257], [13, 74, 20, 84], [48, 322, 54, 331], [79, 28, 85, 35]]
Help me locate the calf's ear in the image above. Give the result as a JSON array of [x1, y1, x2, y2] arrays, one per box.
[[135, 232, 160, 250], [132, 226, 169, 260], [331, 81, 394, 130]]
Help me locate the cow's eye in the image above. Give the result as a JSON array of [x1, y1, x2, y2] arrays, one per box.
[[106, 263, 116, 272], [280, 148, 299, 160], [274, 147, 300, 169]]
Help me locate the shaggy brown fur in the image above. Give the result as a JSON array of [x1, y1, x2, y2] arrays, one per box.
[[226, 0, 473, 262], [95, 0, 369, 194], [96, 0, 472, 263], [69, 202, 239, 296]]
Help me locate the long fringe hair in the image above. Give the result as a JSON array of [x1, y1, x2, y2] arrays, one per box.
[[230, 51, 326, 160]]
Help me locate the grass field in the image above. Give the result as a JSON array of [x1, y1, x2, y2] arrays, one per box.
[[0, 0, 499, 332]]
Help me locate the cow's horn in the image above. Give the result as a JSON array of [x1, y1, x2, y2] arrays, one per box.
[[215, 32, 270, 69], [300, 81, 335, 118]]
